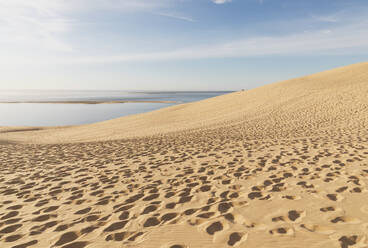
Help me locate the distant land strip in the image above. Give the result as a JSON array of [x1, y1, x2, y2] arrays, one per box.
[[0, 100, 177, 104]]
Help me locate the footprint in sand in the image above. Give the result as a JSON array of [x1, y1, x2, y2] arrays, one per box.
[[0, 224, 22, 234], [206, 221, 224, 235], [169, 245, 187, 248], [329, 216, 361, 224], [11, 239, 38, 248], [299, 223, 336, 235], [329, 234, 365, 248], [105, 231, 131, 242], [60, 241, 89, 248], [269, 227, 294, 236], [227, 232, 247, 247], [271, 210, 305, 223], [4, 234, 23, 242], [54, 231, 79, 246], [326, 193, 344, 202]]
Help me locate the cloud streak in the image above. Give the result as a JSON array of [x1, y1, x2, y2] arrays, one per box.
[[4, 18, 367, 67], [0, 0, 73, 51], [212, 0, 232, 4], [1, 1, 368, 66], [35, 19, 368, 64], [153, 12, 195, 22], [0, 0, 172, 52]]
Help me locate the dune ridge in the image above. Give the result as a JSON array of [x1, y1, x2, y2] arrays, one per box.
[[1, 62, 368, 144], [0, 62, 368, 248]]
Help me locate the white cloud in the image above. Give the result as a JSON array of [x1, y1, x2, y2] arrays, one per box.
[[1, 1, 367, 66], [312, 15, 338, 23], [64, 0, 169, 12], [56, 18, 368, 63], [4, 19, 367, 66], [153, 12, 195, 22], [0, 0, 171, 52], [212, 0, 232, 4], [0, 0, 72, 51]]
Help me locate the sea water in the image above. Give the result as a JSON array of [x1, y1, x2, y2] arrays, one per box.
[[0, 90, 231, 126]]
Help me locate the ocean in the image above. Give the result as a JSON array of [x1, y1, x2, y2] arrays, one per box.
[[0, 90, 232, 126]]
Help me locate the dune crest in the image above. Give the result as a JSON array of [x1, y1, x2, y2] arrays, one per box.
[[1, 63, 368, 248], [1, 62, 368, 144]]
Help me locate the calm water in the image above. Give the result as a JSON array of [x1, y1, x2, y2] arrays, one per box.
[[0, 90, 231, 126]]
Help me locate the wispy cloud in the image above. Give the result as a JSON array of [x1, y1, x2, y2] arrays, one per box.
[[212, 0, 232, 4], [5, 18, 367, 66], [1, 1, 368, 66], [312, 15, 339, 23], [58, 18, 368, 63], [0, 0, 172, 52], [153, 12, 195, 22], [0, 0, 73, 51], [66, 0, 170, 12]]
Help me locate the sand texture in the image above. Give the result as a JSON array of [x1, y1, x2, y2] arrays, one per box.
[[0, 62, 368, 248]]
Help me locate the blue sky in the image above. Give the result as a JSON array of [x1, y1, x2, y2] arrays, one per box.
[[1, 0, 368, 90]]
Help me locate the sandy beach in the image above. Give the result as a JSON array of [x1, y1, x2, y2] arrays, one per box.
[[1, 62, 368, 248]]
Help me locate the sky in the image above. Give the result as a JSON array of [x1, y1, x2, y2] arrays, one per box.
[[1, 0, 368, 91]]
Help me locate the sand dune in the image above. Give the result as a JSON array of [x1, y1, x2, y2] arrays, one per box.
[[0, 62, 368, 248], [1, 62, 368, 144]]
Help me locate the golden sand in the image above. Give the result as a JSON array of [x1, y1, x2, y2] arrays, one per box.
[[0, 62, 368, 248]]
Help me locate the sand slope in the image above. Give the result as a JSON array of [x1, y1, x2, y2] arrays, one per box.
[[1, 62, 368, 144], [0, 62, 368, 248]]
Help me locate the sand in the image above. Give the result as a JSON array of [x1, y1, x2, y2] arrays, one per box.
[[0, 62, 368, 248]]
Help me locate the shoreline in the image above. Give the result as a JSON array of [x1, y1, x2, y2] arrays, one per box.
[[0, 100, 177, 104]]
